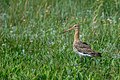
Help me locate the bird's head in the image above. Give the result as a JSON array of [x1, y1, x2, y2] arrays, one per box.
[[62, 24, 80, 33]]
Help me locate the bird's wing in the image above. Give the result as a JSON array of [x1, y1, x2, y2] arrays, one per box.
[[74, 41, 101, 57], [81, 42, 89, 45], [78, 41, 91, 48], [74, 41, 94, 53]]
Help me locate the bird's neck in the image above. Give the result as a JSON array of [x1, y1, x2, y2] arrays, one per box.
[[74, 30, 79, 43]]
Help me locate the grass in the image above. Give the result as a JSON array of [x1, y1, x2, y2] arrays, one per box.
[[0, 0, 120, 80]]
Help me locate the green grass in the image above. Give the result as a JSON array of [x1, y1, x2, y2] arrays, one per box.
[[0, 0, 120, 80]]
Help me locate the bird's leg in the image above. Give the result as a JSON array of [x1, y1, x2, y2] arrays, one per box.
[[79, 55, 84, 62]]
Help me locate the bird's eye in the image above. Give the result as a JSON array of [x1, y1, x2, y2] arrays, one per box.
[[74, 26, 76, 27]]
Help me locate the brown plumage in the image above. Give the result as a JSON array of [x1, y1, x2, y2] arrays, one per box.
[[62, 24, 101, 57]]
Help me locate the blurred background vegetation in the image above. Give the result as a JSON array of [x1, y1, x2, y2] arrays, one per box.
[[0, 0, 120, 80]]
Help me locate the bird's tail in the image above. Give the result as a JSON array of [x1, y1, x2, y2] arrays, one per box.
[[95, 52, 102, 57]]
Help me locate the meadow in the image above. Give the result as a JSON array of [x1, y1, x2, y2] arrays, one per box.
[[0, 0, 120, 80]]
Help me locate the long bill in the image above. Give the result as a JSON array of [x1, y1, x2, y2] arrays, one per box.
[[60, 27, 74, 34]]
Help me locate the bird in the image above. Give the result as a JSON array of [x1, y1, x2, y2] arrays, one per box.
[[62, 24, 102, 57]]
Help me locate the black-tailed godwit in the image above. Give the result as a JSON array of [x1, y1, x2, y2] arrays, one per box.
[[62, 24, 101, 57]]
